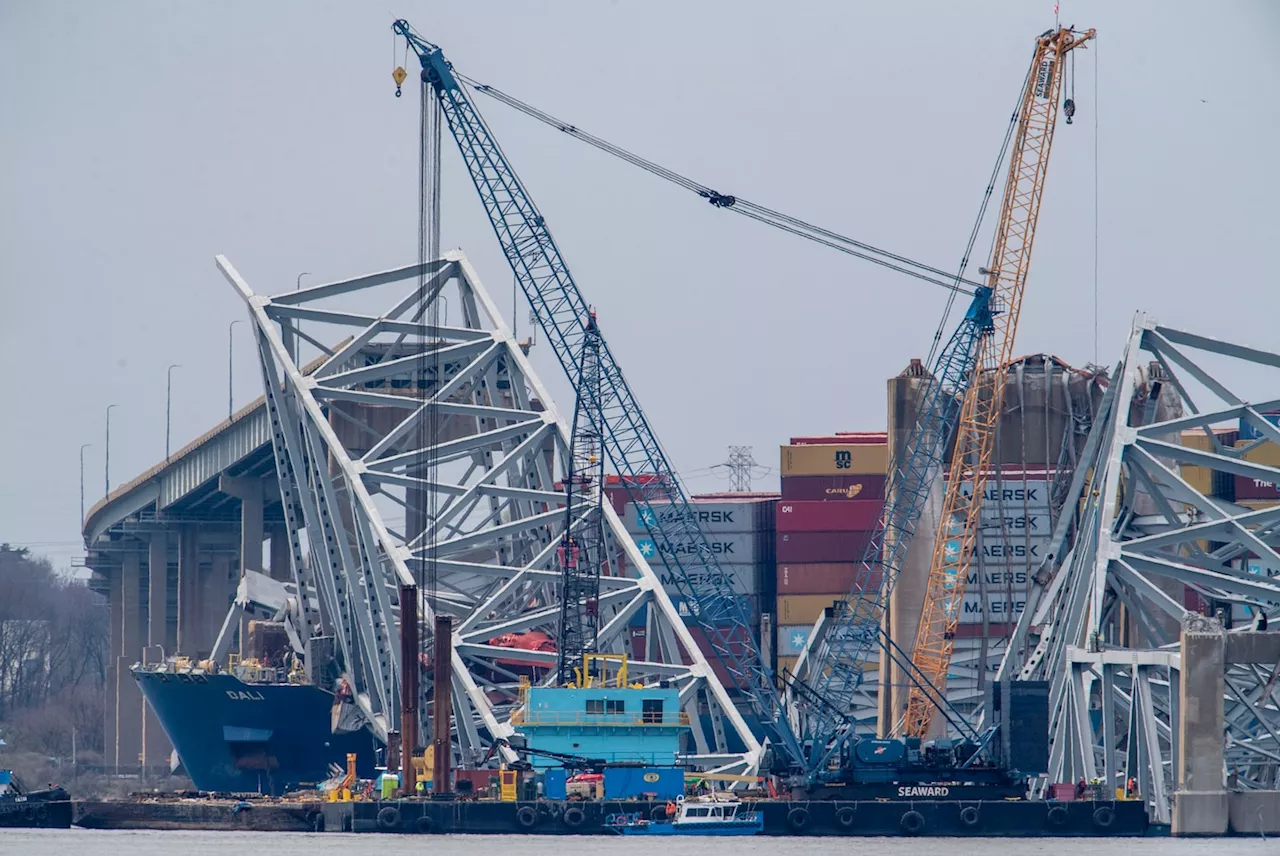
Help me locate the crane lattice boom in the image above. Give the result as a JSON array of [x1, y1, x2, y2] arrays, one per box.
[[903, 26, 1095, 739]]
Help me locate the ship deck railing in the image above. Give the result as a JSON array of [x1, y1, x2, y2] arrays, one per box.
[[511, 710, 691, 728]]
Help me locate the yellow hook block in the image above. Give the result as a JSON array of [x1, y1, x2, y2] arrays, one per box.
[[393, 66, 408, 97]]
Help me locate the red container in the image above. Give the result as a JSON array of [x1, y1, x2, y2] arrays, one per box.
[[777, 500, 882, 532], [781, 474, 887, 501], [952, 622, 1013, 639], [681, 625, 755, 690], [629, 627, 647, 660], [777, 531, 874, 563], [1049, 783, 1077, 801], [789, 432, 887, 446], [1235, 474, 1280, 500], [777, 562, 884, 595]]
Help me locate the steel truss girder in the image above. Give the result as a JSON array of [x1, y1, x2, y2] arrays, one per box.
[[997, 312, 1280, 818], [218, 250, 761, 769]]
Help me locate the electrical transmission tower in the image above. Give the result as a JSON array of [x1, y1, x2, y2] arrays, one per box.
[[724, 446, 757, 492]]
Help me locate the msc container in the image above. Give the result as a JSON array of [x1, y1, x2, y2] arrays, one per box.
[[604, 766, 685, 800], [780, 443, 889, 477], [788, 432, 887, 446], [781, 474, 887, 501], [776, 499, 882, 532], [776, 624, 813, 656], [777, 562, 883, 595], [776, 530, 874, 563]]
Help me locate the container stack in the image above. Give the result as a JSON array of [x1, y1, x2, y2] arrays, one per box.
[[774, 433, 889, 677], [619, 493, 778, 691]]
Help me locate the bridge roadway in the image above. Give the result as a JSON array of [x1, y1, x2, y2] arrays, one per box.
[[83, 387, 296, 775]]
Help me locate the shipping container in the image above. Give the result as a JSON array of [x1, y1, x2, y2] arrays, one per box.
[[776, 624, 813, 656], [776, 530, 874, 563], [970, 537, 1049, 567], [669, 593, 759, 627], [780, 443, 888, 477], [652, 562, 764, 596], [633, 532, 764, 564], [624, 498, 774, 535], [777, 499, 882, 532], [781, 474, 887, 501], [682, 625, 756, 690], [776, 655, 800, 678], [1234, 474, 1280, 501], [789, 432, 887, 446], [1240, 413, 1280, 442], [956, 591, 1027, 624], [1237, 438, 1280, 468], [777, 562, 883, 595], [603, 766, 684, 801], [777, 594, 841, 626], [950, 478, 1053, 513]]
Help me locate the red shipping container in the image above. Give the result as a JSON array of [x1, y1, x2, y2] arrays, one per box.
[[777, 500, 882, 532], [777, 530, 874, 563], [629, 627, 647, 660], [789, 432, 887, 446], [1235, 474, 1280, 500], [781, 474, 887, 501], [953, 622, 1014, 639], [777, 562, 884, 595], [680, 625, 755, 690]]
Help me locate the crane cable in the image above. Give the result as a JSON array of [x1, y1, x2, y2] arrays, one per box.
[[457, 72, 981, 297]]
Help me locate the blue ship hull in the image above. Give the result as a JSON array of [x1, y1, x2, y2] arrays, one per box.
[[135, 670, 379, 795], [609, 819, 763, 836]]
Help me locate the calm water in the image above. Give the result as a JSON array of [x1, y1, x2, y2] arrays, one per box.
[[0, 830, 1272, 855]]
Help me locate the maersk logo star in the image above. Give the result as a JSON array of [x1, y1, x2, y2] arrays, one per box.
[[637, 539, 656, 557], [790, 631, 808, 649]]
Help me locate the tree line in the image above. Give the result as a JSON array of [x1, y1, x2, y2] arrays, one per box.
[[0, 544, 108, 758]]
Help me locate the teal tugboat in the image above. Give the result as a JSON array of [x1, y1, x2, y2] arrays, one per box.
[[606, 795, 763, 836]]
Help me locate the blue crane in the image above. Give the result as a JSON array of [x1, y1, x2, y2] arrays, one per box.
[[393, 19, 806, 766]]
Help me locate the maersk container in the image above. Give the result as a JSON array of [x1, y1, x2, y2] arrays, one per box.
[[669, 593, 759, 627], [777, 562, 883, 595], [776, 499, 882, 532], [777, 624, 813, 656], [633, 532, 763, 564], [624, 498, 776, 535], [780, 443, 888, 477], [776, 530, 873, 563], [781, 474, 887, 501], [653, 561, 763, 595], [603, 766, 685, 801]]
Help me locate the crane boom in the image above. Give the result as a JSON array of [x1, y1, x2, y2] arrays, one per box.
[[903, 26, 1095, 738], [393, 19, 805, 767]]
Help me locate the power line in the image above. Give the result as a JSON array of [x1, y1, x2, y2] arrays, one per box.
[[723, 446, 757, 492]]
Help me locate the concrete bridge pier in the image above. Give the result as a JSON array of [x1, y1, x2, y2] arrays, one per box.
[[143, 532, 172, 767], [1173, 615, 1280, 836], [115, 547, 143, 772]]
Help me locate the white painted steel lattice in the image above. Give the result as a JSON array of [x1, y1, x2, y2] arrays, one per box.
[[217, 251, 762, 773]]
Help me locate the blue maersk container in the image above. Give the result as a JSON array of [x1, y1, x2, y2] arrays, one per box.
[[603, 766, 685, 800]]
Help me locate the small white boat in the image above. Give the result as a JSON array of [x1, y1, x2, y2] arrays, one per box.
[[606, 794, 763, 836]]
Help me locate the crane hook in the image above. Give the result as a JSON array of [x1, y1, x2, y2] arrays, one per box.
[[393, 66, 408, 98], [1063, 97, 1076, 124]]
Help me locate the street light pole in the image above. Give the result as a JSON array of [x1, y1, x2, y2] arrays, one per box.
[[228, 320, 243, 421], [105, 404, 118, 497], [166, 364, 181, 461], [295, 272, 310, 364], [79, 443, 92, 523]]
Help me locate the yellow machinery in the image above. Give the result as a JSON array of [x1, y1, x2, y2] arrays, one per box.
[[904, 26, 1096, 738]]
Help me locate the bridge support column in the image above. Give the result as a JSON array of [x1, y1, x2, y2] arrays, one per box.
[[219, 475, 267, 657], [105, 565, 121, 775], [1173, 616, 1227, 836], [144, 533, 172, 768], [269, 523, 291, 583], [116, 548, 143, 772], [177, 524, 201, 657]]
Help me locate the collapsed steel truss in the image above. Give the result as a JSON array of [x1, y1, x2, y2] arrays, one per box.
[[998, 312, 1280, 821], [217, 250, 762, 773]]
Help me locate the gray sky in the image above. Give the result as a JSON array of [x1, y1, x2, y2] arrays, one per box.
[[2, 1, 1278, 572]]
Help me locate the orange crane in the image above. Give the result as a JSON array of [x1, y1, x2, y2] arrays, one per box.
[[903, 25, 1095, 739]]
